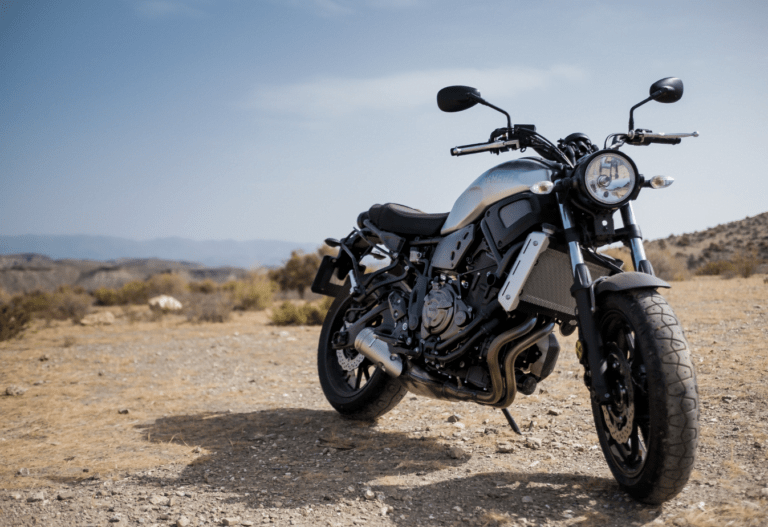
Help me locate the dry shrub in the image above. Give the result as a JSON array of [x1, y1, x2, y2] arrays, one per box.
[[696, 260, 735, 276], [92, 286, 122, 306], [223, 272, 275, 311], [600, 246, 634, 271], [0, 303, 31, 341], [271, 297, 333, 326], [11, 286, 92, 323], [184, 292, 234, 323], [645, 248, 690, 281], [147, 272, 187, 296], [189, 279, 218, 294], [731, 250, 761, 278], [117, 280, 151, 304]]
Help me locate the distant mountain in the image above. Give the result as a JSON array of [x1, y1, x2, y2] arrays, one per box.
[[0, 235, 318, 268]]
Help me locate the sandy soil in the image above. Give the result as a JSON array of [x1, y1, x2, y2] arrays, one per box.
[[1, 276, 767, 526]]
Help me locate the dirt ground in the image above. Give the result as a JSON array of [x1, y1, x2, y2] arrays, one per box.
[[1, 275, 767, 527]]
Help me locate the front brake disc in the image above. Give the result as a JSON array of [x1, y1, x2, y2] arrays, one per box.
[[601, 348, 635, 444]]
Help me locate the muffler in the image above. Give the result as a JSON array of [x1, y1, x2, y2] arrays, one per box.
[[354, 327, 403, 377]]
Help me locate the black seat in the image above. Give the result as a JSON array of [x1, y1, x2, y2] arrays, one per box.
[[357, 203, 449, 237]]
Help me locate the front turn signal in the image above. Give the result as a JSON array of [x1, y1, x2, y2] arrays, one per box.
[[530, 181, 554, 194], [646, 176, 674, 189]]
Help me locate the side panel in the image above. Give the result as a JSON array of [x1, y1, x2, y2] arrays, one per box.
[[431, 225, 475, 270], [441, 158, 557, 235]]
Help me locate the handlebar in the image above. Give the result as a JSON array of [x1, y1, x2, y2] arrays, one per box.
[[625, 130, 699, 146], [451, 138, 520, 156]]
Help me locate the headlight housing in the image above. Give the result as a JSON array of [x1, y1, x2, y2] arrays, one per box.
[[575, 151, 640, 210]]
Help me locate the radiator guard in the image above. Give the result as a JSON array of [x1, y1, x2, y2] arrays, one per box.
[[518, 248, 610, 317]]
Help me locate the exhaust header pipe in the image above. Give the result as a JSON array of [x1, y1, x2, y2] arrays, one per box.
[[354, 327, 403, 377]]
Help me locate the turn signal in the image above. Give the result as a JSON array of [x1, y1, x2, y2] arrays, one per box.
[[649, 175, 674, 189], [530, 181, 554, 194]]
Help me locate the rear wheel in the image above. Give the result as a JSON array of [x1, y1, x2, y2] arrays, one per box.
[[317, 292, 407, 421], [592, 289, 699, 504]]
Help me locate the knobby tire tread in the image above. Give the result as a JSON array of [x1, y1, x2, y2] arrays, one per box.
[[597, 289, 699, 504]]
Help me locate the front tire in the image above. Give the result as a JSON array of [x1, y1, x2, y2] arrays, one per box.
[[592, 289, 699, 504], [317, 292, 407, 421]]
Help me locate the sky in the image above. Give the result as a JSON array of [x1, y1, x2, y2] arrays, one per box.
[[1, 0, 767, 247]]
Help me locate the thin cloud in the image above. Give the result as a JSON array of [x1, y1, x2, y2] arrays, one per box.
[[246, 66, 586, 118]]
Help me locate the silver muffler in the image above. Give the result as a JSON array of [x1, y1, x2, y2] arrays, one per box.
[[354, 327, 403, 377]]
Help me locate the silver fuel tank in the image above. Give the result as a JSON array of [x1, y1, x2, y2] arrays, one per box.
[[441, 158, 557, 235]]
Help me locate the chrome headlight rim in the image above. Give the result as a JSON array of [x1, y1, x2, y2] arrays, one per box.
[[575, 150, 640, 210]]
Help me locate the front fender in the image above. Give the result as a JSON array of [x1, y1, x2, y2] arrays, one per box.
[[595, 272, 670, 296]]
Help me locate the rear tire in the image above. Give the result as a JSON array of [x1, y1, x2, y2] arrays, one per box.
[[592, 289, 699, 504], [317, 292, 407, 421]]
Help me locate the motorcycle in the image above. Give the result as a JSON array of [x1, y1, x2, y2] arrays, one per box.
[[311, 77, 699, 504]]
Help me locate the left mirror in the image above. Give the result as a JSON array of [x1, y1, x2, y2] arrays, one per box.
[[437, 85, 481, 113]]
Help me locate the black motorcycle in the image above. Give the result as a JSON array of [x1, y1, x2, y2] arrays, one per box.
[[311, 78, 699, 503]]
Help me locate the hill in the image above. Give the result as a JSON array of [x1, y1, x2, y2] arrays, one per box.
[[0, 235, 317, 269], [645, 211, 768, 271]]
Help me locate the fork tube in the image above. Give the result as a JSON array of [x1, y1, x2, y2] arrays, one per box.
[[620, 203, 654, 275], [557, 202, 585, 274], [558, 201, 611, 405]]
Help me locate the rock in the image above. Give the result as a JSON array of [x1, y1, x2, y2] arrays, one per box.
[[39, 354, 50, 361], [364, 489, 376, 500], [27, 491, 45, 502], [148, 295, 183, 313], [522, 496, 533, 503], [17, 467, 30, 476], [547, 408, 562, 416], [447, 446, 468, 459], [118, 408, 129, 414], [496, 442, 515, 454], [57, 491, 75, 500], [761, 488, 768, 498], [242, 522, 254, 527], [176, 517, 190, 527], [6, 386, 26, 396], [525, 437, 542, 450], [109, 514, 122, 523], [148, 494, 170, 506], [452, 422, 465, 429], [447, 414, 463, 423], [11, 493, 21, 500], [222, 518, 240, 526], [80, 311, 116, 326]]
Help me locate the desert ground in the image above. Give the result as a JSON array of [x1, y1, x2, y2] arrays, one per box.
[[1, 275, 767, 527]]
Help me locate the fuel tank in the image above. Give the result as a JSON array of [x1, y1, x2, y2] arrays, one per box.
[[441, 158, 557, 235]]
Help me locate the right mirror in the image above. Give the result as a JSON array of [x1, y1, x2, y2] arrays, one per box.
[[649, 77, 684, 103], [437, 85, 481, 113]]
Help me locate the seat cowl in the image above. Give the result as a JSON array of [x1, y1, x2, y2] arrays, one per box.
[[359, 203, 448, 237]]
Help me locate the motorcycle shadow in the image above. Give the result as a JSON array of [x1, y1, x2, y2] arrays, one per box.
[[136, 408, 661, 524]]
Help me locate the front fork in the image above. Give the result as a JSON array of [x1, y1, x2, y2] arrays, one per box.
[[557, 201, 652, 405]]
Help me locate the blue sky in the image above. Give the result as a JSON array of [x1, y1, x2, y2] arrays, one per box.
[[1, 0, 766, 246]]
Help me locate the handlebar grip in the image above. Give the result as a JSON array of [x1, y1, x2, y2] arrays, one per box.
[[649, 136, 681, 145], [451, 139, 520, 156]]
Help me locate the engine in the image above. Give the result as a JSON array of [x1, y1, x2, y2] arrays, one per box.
[[420, 279, 472, 341]]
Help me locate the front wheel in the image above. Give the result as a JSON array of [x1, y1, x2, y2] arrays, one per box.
[[317, 292, 407, 421], [591, 289, 699, 504]]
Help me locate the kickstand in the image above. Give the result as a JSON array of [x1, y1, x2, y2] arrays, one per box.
[[501, 408, 522, 435]]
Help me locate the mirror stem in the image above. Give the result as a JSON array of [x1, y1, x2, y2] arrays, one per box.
[[628, 96, 652, 131], [469, 93, 512, 129]]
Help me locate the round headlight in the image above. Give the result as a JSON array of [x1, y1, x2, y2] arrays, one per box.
[[583, 153, 637, 207]]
